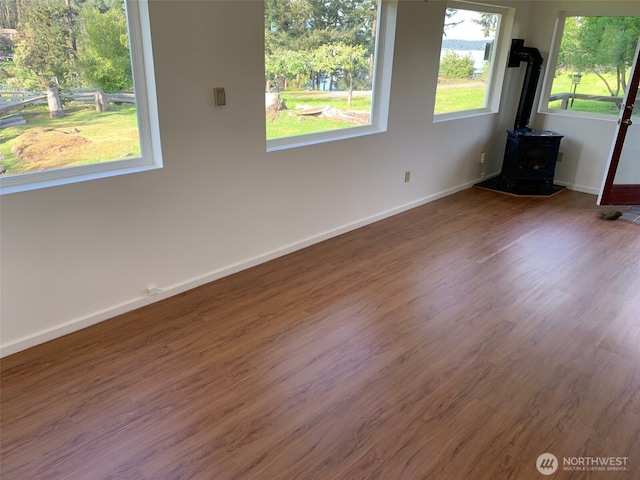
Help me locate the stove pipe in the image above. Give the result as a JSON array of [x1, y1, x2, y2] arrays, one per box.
[[508, 39, 544, 131]]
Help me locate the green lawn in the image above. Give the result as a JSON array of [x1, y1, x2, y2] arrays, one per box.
[[434, 84, 486, 114], [267, 111, 357, 138], [279, 91, 372, 111], [266, 91, 372, 140], [0, 104, 140, 175], [268, 73, 625, 139]]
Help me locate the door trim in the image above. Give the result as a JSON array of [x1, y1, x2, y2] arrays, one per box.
[[598, 36, 640, 206]]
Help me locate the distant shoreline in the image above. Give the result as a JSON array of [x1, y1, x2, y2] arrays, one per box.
[[441, 38, 489, 50]]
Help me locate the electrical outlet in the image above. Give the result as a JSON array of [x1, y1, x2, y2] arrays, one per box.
[[404, 171, 411, 183], [480, 152, 487, 164], [557, 151, 564, 162]]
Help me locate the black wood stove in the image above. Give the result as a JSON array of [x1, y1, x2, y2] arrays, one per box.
[[497, 39, 563, 194]]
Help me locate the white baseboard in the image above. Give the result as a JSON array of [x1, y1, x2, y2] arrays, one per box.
[[1, 179, 479, 358], [554, 180, 600, 196]]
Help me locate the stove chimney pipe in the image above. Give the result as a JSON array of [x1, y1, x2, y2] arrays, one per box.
[[508, 39, 544, 131]]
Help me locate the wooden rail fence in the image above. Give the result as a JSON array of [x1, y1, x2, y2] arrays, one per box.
[[0, 88, 135, 114], [549, 92, 623, 110]]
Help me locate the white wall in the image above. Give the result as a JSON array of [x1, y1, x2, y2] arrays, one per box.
[[0, 0, 625, 355]]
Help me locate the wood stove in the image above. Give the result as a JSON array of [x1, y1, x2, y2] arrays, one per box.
[[497, 39, 564, 194], [500, 129, 563, 193]]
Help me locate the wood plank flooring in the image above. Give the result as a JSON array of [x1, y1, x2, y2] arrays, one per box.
[[2, 188, 639, 480]]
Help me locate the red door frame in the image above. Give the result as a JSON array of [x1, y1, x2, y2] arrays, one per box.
[[598, 37, 640, 205]]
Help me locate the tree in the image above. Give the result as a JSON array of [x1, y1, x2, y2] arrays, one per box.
[[265, 48, 286, 92], [266, 47, 310, 91], [313, 44, 340, 91], [0, 0, 29, 30], [558, 16, 640, 97], [0, 34, 12, 56], [13, 0, 77, 118], [77, 2, 132, 93], [265, 0, 377, 92], [473, 13, 498, 37], [443, 8, 462, 34], [333, 43, 368, 106]]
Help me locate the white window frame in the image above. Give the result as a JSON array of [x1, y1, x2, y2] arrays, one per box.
[[539, 11, 640, 122], [434, 1, 514, 123], [0, 0, 162, 195], [266, 0, 398, 152]]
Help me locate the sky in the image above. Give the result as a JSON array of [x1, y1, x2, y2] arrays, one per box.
[[445, 9, 493, 41]]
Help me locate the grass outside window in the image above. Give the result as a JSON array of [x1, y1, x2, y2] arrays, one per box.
[[0, 104, 140, 175]]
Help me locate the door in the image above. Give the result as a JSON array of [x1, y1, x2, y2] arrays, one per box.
[[598, 36, 640, 205]]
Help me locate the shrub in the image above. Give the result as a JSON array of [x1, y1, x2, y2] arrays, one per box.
[[439, 50, 475, 80]]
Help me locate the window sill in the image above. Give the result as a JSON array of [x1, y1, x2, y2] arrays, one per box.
[[433, 108, 497, 123], [538, 108, 620, 123], [267, 124, 387, 152], [0, 160, 161, 195]]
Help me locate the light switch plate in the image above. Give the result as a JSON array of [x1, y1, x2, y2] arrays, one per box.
[[214, 87, 226, 106]]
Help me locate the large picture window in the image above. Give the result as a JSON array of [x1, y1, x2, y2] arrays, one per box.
[[541, 15, 640, 118], [265, 0, 397, 151], [434, 1, 512, 121], [0, 0, 161, 195]]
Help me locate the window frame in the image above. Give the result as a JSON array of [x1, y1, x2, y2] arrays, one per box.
[[0, 0, 162, 195], [266, 0, 398, 152], [433, 0, 514, 123], [538, 11, 640, 122]]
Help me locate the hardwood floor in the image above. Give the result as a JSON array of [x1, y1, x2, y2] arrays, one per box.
[[2, 188, 639, 480]]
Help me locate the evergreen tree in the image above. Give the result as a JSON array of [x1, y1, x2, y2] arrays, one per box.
[[0, 34, 12, 56], [13, 0, 76, 86], [13, 0, 78, 117], [0, 0, 29, 30]]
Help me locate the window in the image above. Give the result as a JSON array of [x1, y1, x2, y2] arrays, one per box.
[[541, 14, 640, 119], [434, 1, 513, 121], [265, 0, 397, 151], [0, 0, 161, 195]]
